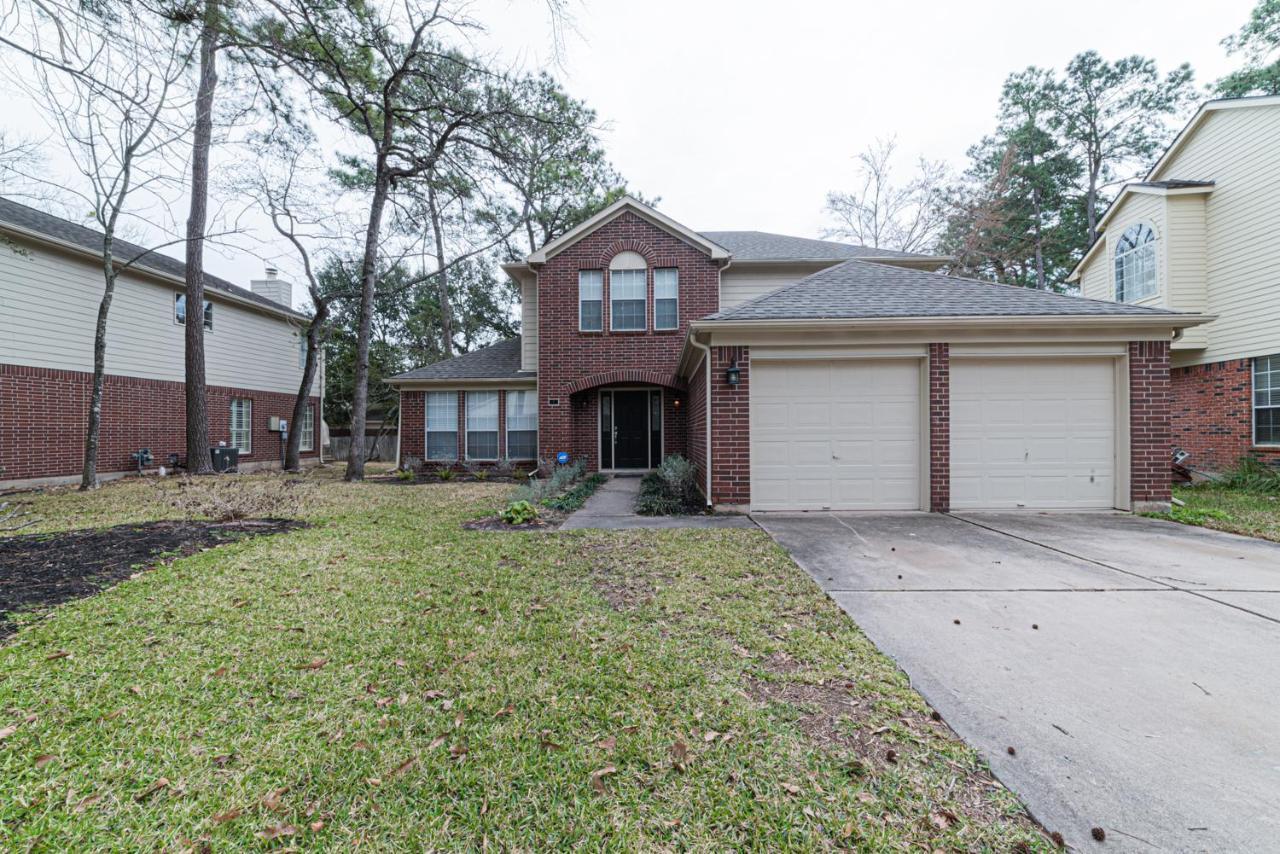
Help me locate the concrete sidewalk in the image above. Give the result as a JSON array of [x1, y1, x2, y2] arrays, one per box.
[[560, 477, 756, 531]]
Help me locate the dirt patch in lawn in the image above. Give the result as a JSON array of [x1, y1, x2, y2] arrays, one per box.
[[0, 519, 302, 638], [462, 513, 563, 533], [745, 676, 1040, 834], [579, 539, 672, 611]]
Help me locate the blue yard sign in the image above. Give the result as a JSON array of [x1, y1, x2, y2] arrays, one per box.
[[556, 452, 570, 465]]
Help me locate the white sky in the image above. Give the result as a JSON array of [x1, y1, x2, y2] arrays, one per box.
[[0, 0, 1257, 302]]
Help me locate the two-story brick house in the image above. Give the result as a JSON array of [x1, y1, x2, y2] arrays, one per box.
[[1069, 95, 1280, 473], [0, 197, 324, 488], [392, 196, 1205, 513]]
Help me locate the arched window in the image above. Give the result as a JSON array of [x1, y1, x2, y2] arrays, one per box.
[[1114, 223, 1157, 303], [609, 251, 647, 331]]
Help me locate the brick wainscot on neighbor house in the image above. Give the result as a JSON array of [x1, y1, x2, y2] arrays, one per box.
[[0, 197, 325, 488], [1070, 95, 1280, 473], [390, 196, 1208, 513]]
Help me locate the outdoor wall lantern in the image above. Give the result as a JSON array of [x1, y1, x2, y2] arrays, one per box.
[[725, 360, 741, 387]]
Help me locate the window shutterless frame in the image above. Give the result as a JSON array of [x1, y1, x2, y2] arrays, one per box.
[[1253, 355, 1280, 446], [175, 293, 214, 331], [609, 268, 647, 332], [579, 270, 603, 332], [299, 405, 315, 452], [465, 390, 499, 461], [229, 398, 252, 455], [654, 268, 678, 330], [426, 391, 459, 461]]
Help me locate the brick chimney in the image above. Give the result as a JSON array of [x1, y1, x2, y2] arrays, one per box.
[[250, 265, 293, 308]]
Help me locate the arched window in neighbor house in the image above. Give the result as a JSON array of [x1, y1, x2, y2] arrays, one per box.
[[609, 251, 647, 331], [1114, 223, 1157, 303]]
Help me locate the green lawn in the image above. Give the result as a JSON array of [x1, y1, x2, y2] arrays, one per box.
[[1, 469, 1047, 850], [1168, 484, 1280, 542]]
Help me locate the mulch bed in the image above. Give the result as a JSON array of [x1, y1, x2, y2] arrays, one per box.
[[0, 519, 302, 639], [371, 474, 528, 486]]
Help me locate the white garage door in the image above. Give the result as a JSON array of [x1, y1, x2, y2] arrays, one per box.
[[751, 359, 921, 511], [950, 358, 1116, 510]]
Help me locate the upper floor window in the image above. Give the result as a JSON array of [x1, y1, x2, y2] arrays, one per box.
[[1255, 355, 1280, 446], [579, 270, 603, 332], [1114, 223, 1157, 303], [609, 251, 647, 331], [654, 268, 678, 330], [175, 294, 213, 330]]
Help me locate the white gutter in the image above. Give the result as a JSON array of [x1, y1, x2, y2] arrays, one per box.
[[690, 334, 713, 507]]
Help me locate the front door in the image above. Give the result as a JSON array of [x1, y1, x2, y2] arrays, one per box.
[[612, 391, 650, 469]]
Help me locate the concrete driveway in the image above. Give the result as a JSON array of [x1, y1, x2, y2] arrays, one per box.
[[755, 511, 1280, 852]]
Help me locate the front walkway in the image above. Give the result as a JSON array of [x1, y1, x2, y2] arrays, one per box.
[[560, 477, 756, 530], [755, 510, 1280, 851]]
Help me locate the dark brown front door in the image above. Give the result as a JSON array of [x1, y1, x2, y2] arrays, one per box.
[[612, 391, 650, 469]]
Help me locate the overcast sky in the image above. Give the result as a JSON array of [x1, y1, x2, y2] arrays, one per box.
[[0, 0, 1257, 302]]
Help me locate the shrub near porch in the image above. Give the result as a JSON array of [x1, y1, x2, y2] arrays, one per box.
[[0, 472, 1047, 850]]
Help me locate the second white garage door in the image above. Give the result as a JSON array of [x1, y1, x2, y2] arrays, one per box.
[[950, 358, 1117, 510], [751, 359, 921, 511]]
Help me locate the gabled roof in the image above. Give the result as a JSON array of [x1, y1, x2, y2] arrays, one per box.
[[0, 196, 306, 320], [698, 231, 942, 264], [703, 259, 1194, 322], [1067, 180, 1216, 281], [388, 338, 527, 384], [526, 196, 730, 264], [1146, 94, 1280, 183]]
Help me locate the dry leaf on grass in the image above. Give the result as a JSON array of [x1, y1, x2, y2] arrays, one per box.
[[257, 823, 297, 841], [0, 725, 17, 740], [134, 778, 169, 802], [72, 793, 103, 813], [34, 754, 56, 768], [45, 650, 71, 661], [211, 808, 242, 825], [589, 765, 618, 793], [296, 658, 327, 671], [596, 736, 616, 751]]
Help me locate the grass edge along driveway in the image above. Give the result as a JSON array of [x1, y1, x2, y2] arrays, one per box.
[[0, 473, 1050, 850]]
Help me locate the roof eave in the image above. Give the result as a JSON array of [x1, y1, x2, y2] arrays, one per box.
[[386, 375, 537, 388], [692, 313, 1213, 333], [525, 196, 731, 264], [0, 218, 307, 322], [1069, 182, 1216, 281]]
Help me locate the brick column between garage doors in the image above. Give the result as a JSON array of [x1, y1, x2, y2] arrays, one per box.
[[928, 343, 950, 512]]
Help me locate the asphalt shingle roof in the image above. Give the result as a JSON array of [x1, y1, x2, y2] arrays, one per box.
[[704, 259, 1185, 321], [699, 231, 937, 262], [391, 338, 526, 381], [0, 196, 304, 317]]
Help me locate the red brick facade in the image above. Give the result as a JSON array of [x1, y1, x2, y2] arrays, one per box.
[[535, 211, 721, 471], [397, 388, 540, 468], [0, 362, 319, 484], [928, 343, 950, 512], [1129, 341, 1173, 506], [1170, 358, 1280, 472], [708, 346, 750, 506]]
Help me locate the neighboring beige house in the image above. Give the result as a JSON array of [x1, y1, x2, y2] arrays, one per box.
[[1069, 94, 1280, 471], [0, 197, 326, 487]]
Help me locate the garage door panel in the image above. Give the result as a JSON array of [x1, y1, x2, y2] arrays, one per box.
[[951, 358, 1116, 510], [751, 359, 922, 511]]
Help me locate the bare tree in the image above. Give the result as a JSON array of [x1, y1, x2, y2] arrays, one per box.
[[823, 137, 949, 253], [1, 6, 196, 489]]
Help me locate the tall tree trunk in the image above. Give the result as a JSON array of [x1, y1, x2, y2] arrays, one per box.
[[1086, 155, 1101, 245], [427, 183, 454, 357], [345, 170, 392, 481], [285, 302, 328, 471], [81, 263, 116, 491], [184, 1, 218, 475]]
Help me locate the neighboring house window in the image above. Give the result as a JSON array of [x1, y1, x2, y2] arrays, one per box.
[[299, 404, 314, 452], [465, 391, 498, 460], [1114, 223, 1157, 303], [175, 294, 214, 330], [229, 398, 252, 454], [1255, 355, 1280, 445], [610, 268, 646, 331], [506, 390, 538, 460], [298, 334, 308, 370], [579, 270, 603, 331], [654, 267, 678, 330], [426, 391, 458, 460]]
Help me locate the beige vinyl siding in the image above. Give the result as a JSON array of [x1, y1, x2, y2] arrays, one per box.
[[1154, 105, 1280, 366], [719, 263, 836, 311], [0, 234, 315, 395], [521, 276, 538, 371], [1164, 194, 1209, 349]]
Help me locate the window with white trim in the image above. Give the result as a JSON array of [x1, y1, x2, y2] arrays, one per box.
[[1255, 355, 1280, 445], [465, 391, 498, 460], [299, 404, 315, 452], [298, 334, 308, 370], [426, 391, 458, 460], [654, 267, 678, 330], [229, 398, 252, 454], [175, 294, 213, 330], [505, 390, 538, 460], [610, 268, 646, 331], [579, 270, 603, 331], [1114, 223, 1157, 303]]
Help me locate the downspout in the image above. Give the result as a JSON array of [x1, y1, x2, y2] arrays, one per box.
[[690, 334, 713, 507]]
